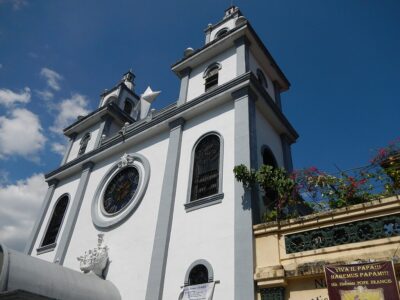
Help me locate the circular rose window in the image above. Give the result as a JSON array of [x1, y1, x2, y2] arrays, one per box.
[[91, 153, 150, 228], [102, 167, 139, 215]]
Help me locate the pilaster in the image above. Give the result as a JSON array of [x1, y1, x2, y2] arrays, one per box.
[[145, 118, 185, 300], [234, 36, 250, 76], [232, 86, 256, 300], [280, 134, 294, 172], [61, 133, 77, 166], [177, 67, 192, 106]]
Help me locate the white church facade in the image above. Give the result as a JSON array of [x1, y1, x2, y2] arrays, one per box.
[[0, 6, 298, 300]]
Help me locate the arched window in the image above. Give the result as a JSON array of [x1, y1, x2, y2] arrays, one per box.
[[40, 195, 69, 247], [215, 27, 228, 39], [184, 260, 214, 286], [189, 265, 209, 285], [191, 134, 220, 201], [257, 68, 268, 90], [123, 99, 133, 115], [261, 146, 278, 208], [204, 63, 221, 92], [262, 146, 277, 168], [78, 133, 91, 156]]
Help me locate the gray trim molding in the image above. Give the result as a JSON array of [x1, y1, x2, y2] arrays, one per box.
[[91, 153, 150, 228], [232, 86, 256, 300], [184, 193, 224, 212], [36, 193, 70, 255], [36, 242, 57, 255], [186, 131, 224, 207], [61, 133, 77, 166], [54, 161, 94, 265], [280, 133, 293, 172], [45, 72, 298, 181], [145, 118, 185, 300], [24, 179, 59, 255], [273, 81, 282, 110], [184, 259, 214, 285], [177, 67, 192, 106]]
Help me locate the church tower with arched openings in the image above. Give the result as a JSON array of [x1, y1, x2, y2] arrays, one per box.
[[0, 6, 298, 300]]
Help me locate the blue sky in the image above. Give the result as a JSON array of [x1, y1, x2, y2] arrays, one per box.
[[0, 0, 399, 250]]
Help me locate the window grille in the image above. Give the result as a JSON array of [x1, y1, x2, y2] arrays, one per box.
[[204, 65, 220, 91], [41, 195, 69, 247], [191, 134, 220, 201], [260, 287, 285, 300]]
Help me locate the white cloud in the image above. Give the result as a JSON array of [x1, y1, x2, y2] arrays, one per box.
[[0, 173, 47, 251], [40, 67, 62, 91], [36, 89, 54, 101], [51, 142, 67, 156], [0, 0, 28, 10], [0, 108, 46, 160], [50, 93, 90, 134], [0, 64, 3, 69], [0, 87, 30, 107]]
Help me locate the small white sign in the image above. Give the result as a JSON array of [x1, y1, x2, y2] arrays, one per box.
[[181, 282, 216, 300]]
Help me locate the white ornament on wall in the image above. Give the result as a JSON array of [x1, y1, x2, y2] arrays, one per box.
[[77, 233, 109, 278], [118, 153, 135, 169]]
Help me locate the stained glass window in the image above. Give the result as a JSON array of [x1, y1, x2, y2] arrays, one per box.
[[191, 134, 220, 201], [41, 195, 69, 247], [188, 264, 209, 285], [103, 167, 139, 214]]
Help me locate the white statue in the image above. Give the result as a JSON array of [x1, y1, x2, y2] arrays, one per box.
[[77, 233, 109, 278], [118, 153, 135, 169]]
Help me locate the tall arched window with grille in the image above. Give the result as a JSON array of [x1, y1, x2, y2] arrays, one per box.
[[78, 133, 91, 156], [203, 63, 221, 92], [190, 134, 221, 201], [40, 195, 69, 248]]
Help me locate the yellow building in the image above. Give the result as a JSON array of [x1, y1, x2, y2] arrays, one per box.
[[254, 195, 400, 300]]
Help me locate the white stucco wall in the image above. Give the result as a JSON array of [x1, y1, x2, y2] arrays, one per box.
[[67, 123, 101, 163], [186, 47, 237, 102], [62, 130, 170, 300], [209, 18, 237, 42], [101, 89, 119, 107], [249, 51, 276, 101], [31, 173, 81, 262], [163, 101, 235, 300]]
